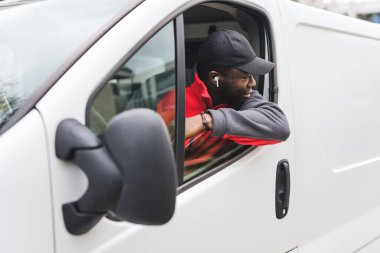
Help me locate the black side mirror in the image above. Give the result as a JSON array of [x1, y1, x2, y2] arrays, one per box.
[[56, 109, 177, 235], [105, 109, 177, 224]]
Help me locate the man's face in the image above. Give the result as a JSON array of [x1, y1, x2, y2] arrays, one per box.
[[218, 68, 257, 106]]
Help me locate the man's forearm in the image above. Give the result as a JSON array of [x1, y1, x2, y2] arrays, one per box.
[[185, 113, 213, 139]]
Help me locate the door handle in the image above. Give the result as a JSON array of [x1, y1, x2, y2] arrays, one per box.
[[275, 159, 290, 219]]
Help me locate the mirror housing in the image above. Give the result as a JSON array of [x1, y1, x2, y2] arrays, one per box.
[[105, 109, 177, 224], [56, 109, 177, 234]]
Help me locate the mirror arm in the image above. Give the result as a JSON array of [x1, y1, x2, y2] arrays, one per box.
[[56, 119, 123, 235]]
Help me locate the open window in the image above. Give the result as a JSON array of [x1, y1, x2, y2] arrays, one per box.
[[182, 3, 276, 184]]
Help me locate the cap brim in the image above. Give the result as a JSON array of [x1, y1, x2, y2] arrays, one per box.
[[236, 56, 275, 75]]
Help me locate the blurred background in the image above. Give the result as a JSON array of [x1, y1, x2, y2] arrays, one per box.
[[1, 0, 380, 23], [295, 0, 380, 23]]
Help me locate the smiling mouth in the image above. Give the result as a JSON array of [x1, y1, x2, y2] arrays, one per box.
[[243, 90, 252, 98]]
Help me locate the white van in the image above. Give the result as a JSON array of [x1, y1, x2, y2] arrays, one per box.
[[1, 0, 380, 252]]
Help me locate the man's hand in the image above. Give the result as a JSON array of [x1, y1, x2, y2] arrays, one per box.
[[185, 113, 213, 139]]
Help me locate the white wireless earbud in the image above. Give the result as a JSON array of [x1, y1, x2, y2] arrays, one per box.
[[214, 77, 219, 88]]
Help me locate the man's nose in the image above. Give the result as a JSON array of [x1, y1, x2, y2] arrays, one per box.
[[248, 75, 256, 88]]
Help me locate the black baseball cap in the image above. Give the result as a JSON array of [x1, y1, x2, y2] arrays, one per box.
[[197, 29, 275, 75]]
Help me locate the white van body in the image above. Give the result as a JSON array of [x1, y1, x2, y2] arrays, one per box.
[[1, 0, 380, 252]]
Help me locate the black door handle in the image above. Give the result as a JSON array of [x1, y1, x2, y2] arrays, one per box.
[[275, 159, 290, 219]]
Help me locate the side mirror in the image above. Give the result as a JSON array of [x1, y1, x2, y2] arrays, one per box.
[[56, 109, 177, 235]]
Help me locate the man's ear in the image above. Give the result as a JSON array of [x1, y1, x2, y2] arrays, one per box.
[[209, 71, 220, 87]]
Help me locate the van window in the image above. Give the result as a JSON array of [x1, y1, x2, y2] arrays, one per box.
[[182, 3, 274, 182], [89, 22, 176, 141]]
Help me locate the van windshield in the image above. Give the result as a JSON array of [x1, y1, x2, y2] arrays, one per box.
[[0, 0, 139, 128]]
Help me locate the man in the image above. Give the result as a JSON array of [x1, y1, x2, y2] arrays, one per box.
[[158, 29, 289, 170], [185, 30, 289, 147]]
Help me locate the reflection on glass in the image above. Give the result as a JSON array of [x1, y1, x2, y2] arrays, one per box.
[[0, 0, 137, 128], [90, 22, 176, 140]]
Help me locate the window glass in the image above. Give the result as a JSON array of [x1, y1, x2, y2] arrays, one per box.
[[90, 22, 176, 140], [183, 4, 269, 182], [0, 0, 139, 128]]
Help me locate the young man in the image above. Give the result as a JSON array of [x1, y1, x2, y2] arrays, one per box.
[[185, 30, 289, 146], [158, 29, 289, 170]]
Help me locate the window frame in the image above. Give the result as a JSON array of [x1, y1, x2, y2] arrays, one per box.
[[174, 15, 186, 185]]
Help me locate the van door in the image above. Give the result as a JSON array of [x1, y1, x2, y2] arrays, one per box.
[[37, 0, 297, 252], [279, 0, 380, 252]]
